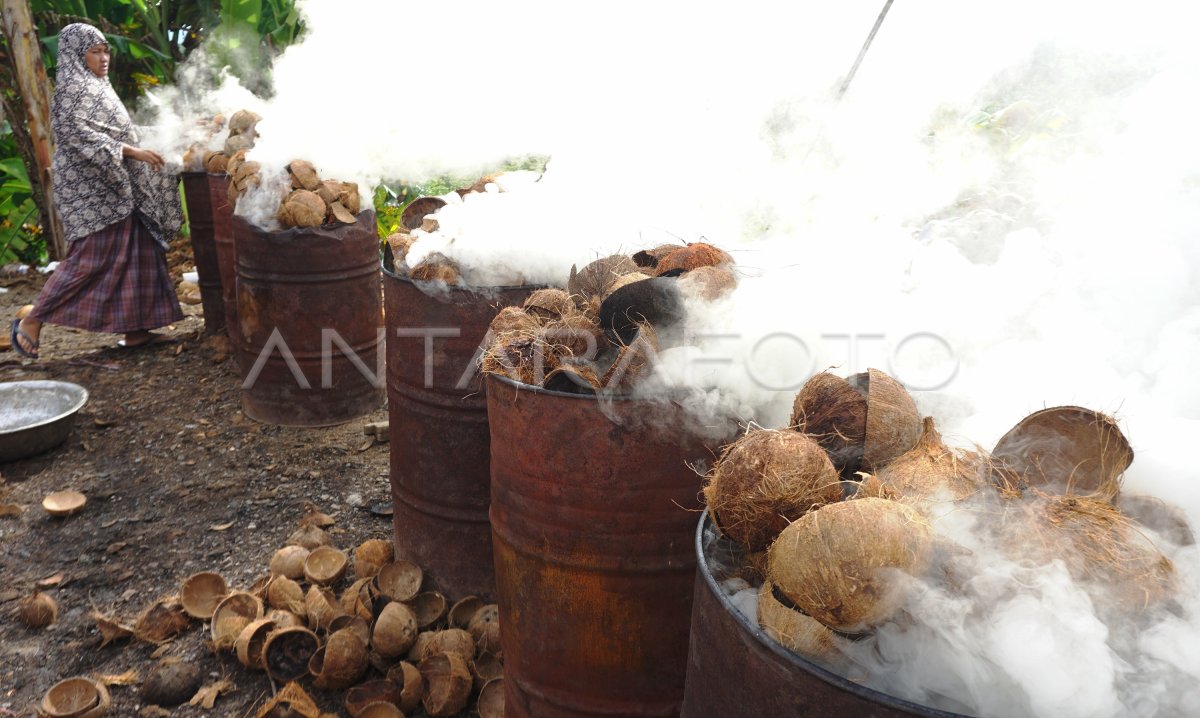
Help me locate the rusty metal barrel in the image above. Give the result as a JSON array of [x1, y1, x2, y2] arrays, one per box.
[[208, 173, 241, 352], [383, 267, 534, 601], [181, 172, 224, 335], [232, 211, 383, 426], [680, 515, 966, 718], [487, 374, 726, 718]]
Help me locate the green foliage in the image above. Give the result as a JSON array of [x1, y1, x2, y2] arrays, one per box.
[[0, 128, 45, 265]]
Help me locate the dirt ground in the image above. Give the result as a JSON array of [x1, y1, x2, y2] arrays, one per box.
[[0, 236, 410, 717]]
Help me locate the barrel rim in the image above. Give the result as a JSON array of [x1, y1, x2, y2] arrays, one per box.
[[693, 513, 968, 718], [486, 371, 669, 403]]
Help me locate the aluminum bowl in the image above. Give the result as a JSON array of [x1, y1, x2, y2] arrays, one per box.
[[0, 380, 89, 463]]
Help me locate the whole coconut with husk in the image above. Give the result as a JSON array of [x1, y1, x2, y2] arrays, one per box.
[[655, 242, 733, 276], [874, 417, 983, 512], [523, 288, 576, 322], [141, 657, 202, 707], [703, 428, 843, 552], [568, 255, 640, 305], [991, 406, 1133, 502], [18, 591, 58, 628], [767, 497, 936, 633], [278, 190, 327, 228], [791, 372, 869, 477], [757, 580, 845, 666], [1008, 493, 1175, 616], [861, 368, 922, 472]]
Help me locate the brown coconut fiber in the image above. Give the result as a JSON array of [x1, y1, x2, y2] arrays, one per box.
[[757, 580, 845, 667], [862, 368, 922, 471], [703, 428, 843, 552], [875, 416, 983, 510], [655, 242, 733, 275], [277, 190, 327, 228], [791, 372, 869, 477]]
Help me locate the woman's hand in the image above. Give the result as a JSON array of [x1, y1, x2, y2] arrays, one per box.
[[122, 145, 165, 171]]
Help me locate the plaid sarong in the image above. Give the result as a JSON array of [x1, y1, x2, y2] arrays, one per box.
[[31, 215, 183, 333]]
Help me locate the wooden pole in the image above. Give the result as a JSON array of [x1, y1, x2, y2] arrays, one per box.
[[0, 0, 65, 260]]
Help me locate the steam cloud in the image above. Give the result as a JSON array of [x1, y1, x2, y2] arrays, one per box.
[[139, 1, 1200, 714]]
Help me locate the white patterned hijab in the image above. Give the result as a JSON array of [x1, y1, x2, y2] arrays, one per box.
[[51, 23, 181, 248]]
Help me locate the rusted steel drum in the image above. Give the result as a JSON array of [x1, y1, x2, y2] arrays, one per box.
[[384, 267, 534, 601], [208, 173, 241, 352], [181, 172, 224, 335], [232, 211, 384, 426], [488, 374, 725, 718], [680, 515, 966, 718]]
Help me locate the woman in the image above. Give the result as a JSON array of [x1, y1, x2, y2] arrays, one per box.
[[10, 23, 183, 359]]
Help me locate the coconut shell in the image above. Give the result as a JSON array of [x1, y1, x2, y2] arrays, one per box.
[[477, 679, 505, 718], [603, 272, 650, 300], [408, 628, 476, 663], [326, 200, 356, 225], [142, 659, 202, 707], [304, 546, 349, 586], [448, 596, 485, 630], [235, 618, 277, 670], [567, 255, 640, 305], [263, 626, 320, 684], [861, 369, 922, 471], [767, 497, 936, 633], [232, 160, 260, 190], [655, 242, 733, 275], [523, 288, 575, 322], [757, 581, 844, 666], [467, 603, 501, 654], [227, 109, 261, 135], [270, 545, 311, 579], [353, 539, 394, 580], [386, 232, 416, 266], [19, 591, 58, 628], [471, 650, 504, 693], [210, 592, 264, 651], [991, 406, 1133, 501], [266, 609, 306, 630], [703, 429, 843, 552], [134, 598, 191, 645], [338, 183, 361, 214], [409, 254, 462, 285], [288, 524, 332, 550], [287, 160, 321, 191], [677, 264, 737, 300], [309, 627, 369, 690], [278, 190, 328, 229], [267, 576, 306, 614], [41, 677, 111, 718], [253, 681, 320, 718], [203, 152, 229, 174], [632, 243, 681, 269], [340, 578, 374, 620], [224, 132, 254, 155], [180, 572, 228, 620], [344, 680, 401, 717], [790, 372, 869, 477], [875, 417, 983, 510], [328, 615, 371, 646], [598, 276, 684, 346], [304, 585, 343, 632], [418, 652, 473, 717], [356, 702, 403, 718], [316, 179, 342, 207], [480, 331, 548, 386], [407, 591, 448, 629], [401, 196, 447, 231], [372, 601, 419, 658], [386, 661, 425, 713], [543, 363, 603, 395], [225, 149, 247, 179], [373, 560, 423, 602]]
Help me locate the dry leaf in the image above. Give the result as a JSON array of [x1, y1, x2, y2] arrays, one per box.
[[0, 503, 21, 517], [92, 611, 135, 648], [36, 573, 65, 588], [210, 521, 235, 531], [299, 501, 335, 528], [189, 678, 235, 710], [97, 669, 140, 686], [139, 706, 171, 718], [106, 542, 127, 554], [101, 518, 119, 529]]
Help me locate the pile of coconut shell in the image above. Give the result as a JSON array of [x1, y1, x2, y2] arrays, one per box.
[[477, 242, 737, 395], [198, 109, 261, 175], [57, 515, 504, 718], [181, 114, 229, 172], [700, 368, 1192, 670]]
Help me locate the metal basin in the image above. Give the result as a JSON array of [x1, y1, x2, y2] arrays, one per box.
[[0, 380, 89, 462]]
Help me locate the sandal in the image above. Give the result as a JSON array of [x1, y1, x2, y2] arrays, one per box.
[[116, 333, 179, 350], [10, 318, 39, 359]]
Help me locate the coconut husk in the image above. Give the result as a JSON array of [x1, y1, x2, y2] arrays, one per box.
[[386, 661, 424, 714], [523, 288, 575, 321], [225, 149, 248, 179], [353, 538, 394, 580], [467, 604, 501, 654], [408, 628, 475, 663], [418, 652, 473, 717], [1116, 494, 1195, 546], [470, 651, 504, 694], [235, 618, 277, 670], [791, 372, 869, 478], [991, 406, 1133, 502], [304, 585, 342, 632], [19, 591, 58, 628], [488, 306, 539, 336], [372, 601, 419, 658], [477, 679, 504, 718], [263, 628, 320, 684], [91, 611, 135, 647], [541, 313, 604, 361], [543, 364, 603, 395], [677, 264, 737, 300], [266, 609, 306, 630], [480, 330, 554, 386], [339, 578, 374, 620], [767, 497, 936, 633], [632, 243, 680, 269], [386, 232, 416, 266], [861, 369, 922, 471], [203, 152, 229, 174], [401, 196, 447, 231], [254, 681, 319, 718], [270, 545, 311, 579], [210, 592, 263, 651], [407, 591, 448, 630], [278, 190, 327, 229], [287, 160, 321, 191], [227, 109, 261, 136], [327, 200, 357, 225], [567, 255, 640, 306], [757, 580, 845, 666], [224, 132, 254, 155], [344, 680, 403, 718], [134, 598, 191, 645], [600, 323, 659, 393], [266, 576, 306, 614], [703, 428, 843, 552], [409, 254, 462, 285], [655, 242, 733, 275], [309, 627, 369, 690], [1014, 493, 1175, 615], [338, 183, 361, 214], [288, 524, 332, 550], [874, 417, 983, 511]]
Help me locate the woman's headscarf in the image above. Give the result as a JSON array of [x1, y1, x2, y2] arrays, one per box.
[[51, 23, 181, 248]]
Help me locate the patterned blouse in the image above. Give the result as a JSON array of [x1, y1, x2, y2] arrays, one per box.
[[50, 23, 181, 249]]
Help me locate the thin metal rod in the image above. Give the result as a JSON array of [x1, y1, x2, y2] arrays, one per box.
[[837, 0, 895, 99]]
